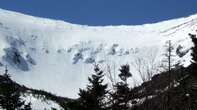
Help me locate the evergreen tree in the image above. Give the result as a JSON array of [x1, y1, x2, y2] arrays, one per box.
[[0, 75, 24, 110], [0, 67, 32, 110], [78, 64, 108, 110], [110, 64, 132, 110], [163, 40, 176, 75], [162, 40, 176, 109], [188, 33, 197, 110], [190, 33, 197, 74], [118, 65, 132, 84]]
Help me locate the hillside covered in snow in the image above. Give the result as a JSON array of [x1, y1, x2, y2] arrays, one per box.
[[0, 8, 196, 99]]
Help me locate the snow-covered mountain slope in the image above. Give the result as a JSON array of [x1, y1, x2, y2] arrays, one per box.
[[0, 8, 196, 98], [22, 93, 63, 110]]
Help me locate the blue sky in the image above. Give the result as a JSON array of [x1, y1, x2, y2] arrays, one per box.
[[0, 0, 197, 26]]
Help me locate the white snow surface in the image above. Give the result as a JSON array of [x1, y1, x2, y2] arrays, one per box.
[[0, 8, 196, 98], [22, 92, 63, 110]]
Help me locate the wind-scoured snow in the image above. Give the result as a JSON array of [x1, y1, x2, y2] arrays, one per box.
[[0, 8, 196, 99]]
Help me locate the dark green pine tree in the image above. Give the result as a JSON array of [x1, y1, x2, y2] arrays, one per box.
[[110, 64, 132, 110], [0, 76, 24, 110], [78, 64, 108, 110], [0, 67, 32, 110], [190, 33, 197, 75], [183, 33, 197, 110], [118, 64, 132, 84]]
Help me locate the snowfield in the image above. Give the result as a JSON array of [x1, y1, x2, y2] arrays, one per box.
[[0, 8, 196, 99], [22, 93, 63, 110]]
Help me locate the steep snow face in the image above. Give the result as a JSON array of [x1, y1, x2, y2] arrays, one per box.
[[0, 8, 196, 98]]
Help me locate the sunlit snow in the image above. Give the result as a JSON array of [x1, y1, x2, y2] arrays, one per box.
[[0, 8, 196, 98]]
